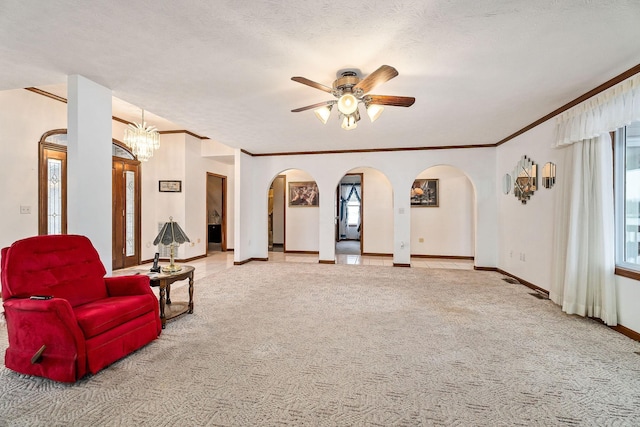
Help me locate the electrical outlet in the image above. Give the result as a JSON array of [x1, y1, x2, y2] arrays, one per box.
[[20, 205, 31, 214], [522, 253, 526, 262], [510, 250, 513, 258]]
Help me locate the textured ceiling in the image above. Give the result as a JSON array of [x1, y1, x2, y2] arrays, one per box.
[[1, 0, 640, 154]]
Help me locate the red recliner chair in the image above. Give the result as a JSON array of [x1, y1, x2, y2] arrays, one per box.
[[1, 234, 161, 382]]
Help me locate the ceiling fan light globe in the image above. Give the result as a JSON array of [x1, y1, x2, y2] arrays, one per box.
[[341, 115, 358, 130], [366, 104, 384, 122], [337, 94, 358, 115], [313, 105, 332, 124]]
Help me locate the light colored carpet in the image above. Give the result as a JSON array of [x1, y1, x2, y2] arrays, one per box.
[[1, 263, 640, 426]]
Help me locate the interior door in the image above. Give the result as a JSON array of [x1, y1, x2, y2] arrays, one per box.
[[39, 146, 67, 235], [112, 160, 141, 269]]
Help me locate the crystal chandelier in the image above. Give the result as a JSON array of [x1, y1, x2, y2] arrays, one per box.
[[123, 109, 160, 161]]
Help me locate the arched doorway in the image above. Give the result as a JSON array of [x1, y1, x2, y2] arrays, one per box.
[[336, 173, 363, 255], [410, 165, 475, 260], [267, 169, 319, 254]]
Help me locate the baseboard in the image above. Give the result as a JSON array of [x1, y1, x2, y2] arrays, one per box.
[[319, 259, 336, 264], [473, 266, 497, 272], [361, 252, 392, 257], [610, 324, 640, 342], [284, 250, 319, 255], [141, 253, 208, 265], [497, 269, 640, 342], [412, 254, 474, 260], [233, 257, 269, 266], [393, 263, 411, 268], [496, 268, 549, 295]]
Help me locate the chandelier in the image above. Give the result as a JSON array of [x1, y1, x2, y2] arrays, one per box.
[[123, 109, 160, 161]]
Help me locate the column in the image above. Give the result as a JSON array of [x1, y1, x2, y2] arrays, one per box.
[[67, 75, 112, 271]]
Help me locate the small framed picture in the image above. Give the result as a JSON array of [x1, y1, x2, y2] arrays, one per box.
[[410, 179, 439, 207], [159, 180, 182, 193], [289, 181, 319, 206]]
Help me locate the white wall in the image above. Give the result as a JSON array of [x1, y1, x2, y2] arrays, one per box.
[[496, 118, 640, 335], [411, 165, 474, 257], [350, 167, 394, 255], [617, 276, 640, 332], [496, 120, 563, 289], [0, 89, 67, 249], [272, 176, 285, 245], [140, 132, 235, 261], [236, 148, 497, 267], [0, 88, 235, 267], [281, 169, 319, 251]]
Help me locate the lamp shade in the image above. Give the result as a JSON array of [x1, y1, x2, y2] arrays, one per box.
[[366, 104, 384, 122], [314, 105, 333, 124], [153, 217, 190, 246], [337, 93, 358, 115], [341, 114, 358, 130]]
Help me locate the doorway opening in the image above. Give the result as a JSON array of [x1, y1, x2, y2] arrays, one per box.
[[336, 173, 363, 255], [269, 175, 286, 252], [206, 173, 227, 253]]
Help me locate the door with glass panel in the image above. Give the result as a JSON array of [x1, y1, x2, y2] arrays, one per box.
[[39, 130, 141, 269], [112, 159, 140, 269], [39, 143, 67, 235]]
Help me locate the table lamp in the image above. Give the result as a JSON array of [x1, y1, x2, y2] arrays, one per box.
[[153, 216, 190, 272]]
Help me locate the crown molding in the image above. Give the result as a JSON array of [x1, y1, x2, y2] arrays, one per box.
[[25, 62, 640, 157], [24, 87, 209, 140]]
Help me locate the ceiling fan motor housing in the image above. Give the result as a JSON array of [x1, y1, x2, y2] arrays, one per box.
[[333, 71, 360, 92]]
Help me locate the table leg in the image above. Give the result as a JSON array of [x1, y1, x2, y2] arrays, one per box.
[[159, 282, 167, 329], [166, 284, 172, 305], [188, 272, 194, 314]]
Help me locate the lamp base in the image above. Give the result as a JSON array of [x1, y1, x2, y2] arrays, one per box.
[[162, 264, 182, 273]]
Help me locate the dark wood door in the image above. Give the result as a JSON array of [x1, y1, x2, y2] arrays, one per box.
[[112, 160, 141, 269]]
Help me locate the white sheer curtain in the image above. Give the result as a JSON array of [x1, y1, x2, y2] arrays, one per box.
[[550, 134, 616, 325], [550, 72, 640, 326]]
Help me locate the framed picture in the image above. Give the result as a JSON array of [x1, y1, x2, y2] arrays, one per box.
[[410, 179, 439, 207], [289, 181, 319, 206], [159, 180, 182, 193]]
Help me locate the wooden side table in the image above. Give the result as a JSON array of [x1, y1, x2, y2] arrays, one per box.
[[148, 265, 194, 329]]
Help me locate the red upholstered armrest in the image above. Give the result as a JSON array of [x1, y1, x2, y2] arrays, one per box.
[[104, 275, 152, 297], [104, 275, 161, 334], [4, 297, 79, 325], [3, 297, 88, 381]]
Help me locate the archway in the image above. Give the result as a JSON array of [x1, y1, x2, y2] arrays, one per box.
[[267, 168, 319, 255], [410, 165, 475, 262], [335, 167, 394, 261]]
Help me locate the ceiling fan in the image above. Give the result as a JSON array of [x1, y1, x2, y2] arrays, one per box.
[[291, 65, 416, 130]]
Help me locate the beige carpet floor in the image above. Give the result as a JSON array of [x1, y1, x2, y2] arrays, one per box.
[[1, 263, 640, 426]]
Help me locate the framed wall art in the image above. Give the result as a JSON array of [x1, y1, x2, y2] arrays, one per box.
[[410, 179, 439, 207], [288, 181, 319, 206], [159, 180, 182, 193]]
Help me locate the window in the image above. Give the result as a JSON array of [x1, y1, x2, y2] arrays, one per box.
[[347, 202, 360, 226], [615, 121, 640, 273]]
